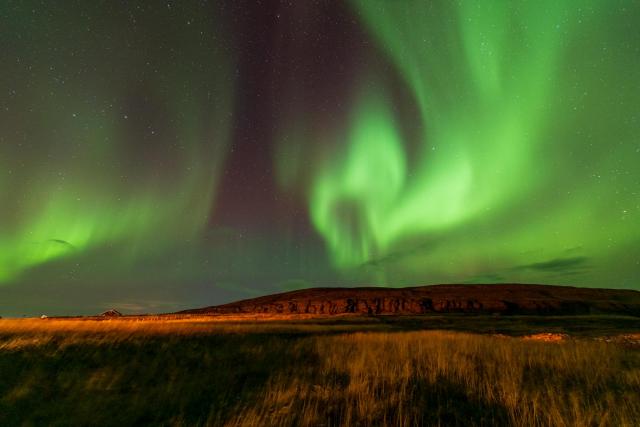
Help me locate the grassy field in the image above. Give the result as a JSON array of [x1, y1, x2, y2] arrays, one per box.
[[0, 316, 638, 426]]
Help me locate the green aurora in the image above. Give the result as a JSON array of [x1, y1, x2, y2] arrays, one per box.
[[281, 0, 639, 286], [0, 4, 233, 284], [0, 1, 639, 314]]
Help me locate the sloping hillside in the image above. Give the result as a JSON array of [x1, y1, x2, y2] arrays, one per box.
[[180, 284, 640, 316]]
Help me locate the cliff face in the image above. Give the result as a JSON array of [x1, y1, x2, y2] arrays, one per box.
[[180, 284, 640, 317]]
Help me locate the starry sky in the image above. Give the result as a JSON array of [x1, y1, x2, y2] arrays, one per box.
[[1, 1, 639, 316]]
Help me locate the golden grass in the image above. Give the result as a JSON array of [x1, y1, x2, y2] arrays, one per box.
[[227, 332, 639, 427], [0, 318, 638, 426], [0, 317, 381, 345]]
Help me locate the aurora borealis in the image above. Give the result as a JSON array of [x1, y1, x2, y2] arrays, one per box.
[[1, 1, 639, 315]]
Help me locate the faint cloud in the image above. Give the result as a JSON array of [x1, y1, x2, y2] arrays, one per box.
[[47, 239, 77, 250], [464, 273, 505, 284], [101, 300, 179, 314], [513, 256, 590, 275], [359, 238, 442, 269]]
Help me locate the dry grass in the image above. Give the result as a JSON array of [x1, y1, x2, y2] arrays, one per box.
[[230, 332, 640, 427], [0, 318, 638, 426]]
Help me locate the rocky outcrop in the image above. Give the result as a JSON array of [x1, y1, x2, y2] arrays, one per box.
[[100, 309, 123, 317], [180, 284, 640, 317]]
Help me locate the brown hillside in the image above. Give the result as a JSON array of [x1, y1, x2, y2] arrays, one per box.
[[180, 284, 640, 316]]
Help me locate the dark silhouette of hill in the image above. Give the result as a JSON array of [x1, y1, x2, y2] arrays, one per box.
[[179, 284, 640, 316]]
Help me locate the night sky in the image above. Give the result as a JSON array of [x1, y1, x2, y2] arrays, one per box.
[[1, 1, 639, 316]]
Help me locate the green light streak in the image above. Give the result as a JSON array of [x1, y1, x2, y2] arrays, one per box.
[[0, 6, 233, 283], [311, 88, 407, 266], [306, 0, 640, 285]]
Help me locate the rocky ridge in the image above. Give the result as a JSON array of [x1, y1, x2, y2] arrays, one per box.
[[180, 284, 640, 317]]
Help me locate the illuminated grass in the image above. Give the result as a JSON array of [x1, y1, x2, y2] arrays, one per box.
[[0, 318, 638, 426]]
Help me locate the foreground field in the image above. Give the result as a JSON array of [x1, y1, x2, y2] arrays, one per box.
[[0, 317, 639, 426]]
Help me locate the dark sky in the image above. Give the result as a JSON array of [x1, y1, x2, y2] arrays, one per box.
[[1, 1, 639, 316]]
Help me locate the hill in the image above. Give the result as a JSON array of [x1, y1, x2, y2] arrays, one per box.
[[179, 284, 640, 316]]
